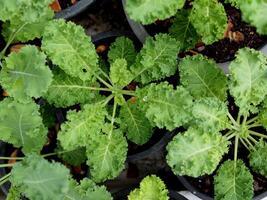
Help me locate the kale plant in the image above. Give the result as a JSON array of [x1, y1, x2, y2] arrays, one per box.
[[167, 48, 267, 200]]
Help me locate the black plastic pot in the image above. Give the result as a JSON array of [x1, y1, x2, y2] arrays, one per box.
[[113, 187, 188, 200], [55, 0, 97, 20]]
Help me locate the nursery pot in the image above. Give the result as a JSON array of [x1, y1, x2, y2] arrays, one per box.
[[55, 0, 97, 19], [113, 187, 188, 200]]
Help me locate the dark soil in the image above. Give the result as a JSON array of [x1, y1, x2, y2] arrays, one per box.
[[58, 0, 79, 10]]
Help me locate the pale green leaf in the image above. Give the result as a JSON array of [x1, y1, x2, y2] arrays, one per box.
[[87, 128, 127, 183], [190, 0, 228, 44], [58, 104, 107, 151], [229, 48, 267, 114], [119, 99, 153, 145], [131, 34, 180, 84], [45, 68, 102, 108], [108, 37, 137, 66], [42, 19, 99, 81], [137, 82, 193, 130], [166, 128, 229, 177], [169, 9, 200, 51], [10, 154, 70, 200], [249, 140, 267, 177], [110, 58, 133, 88], [0, 98, 47, 154], [214, 160, 254, 200], [179, 54, 227, 101], [0, 45, 53, 102], [125, 0, 185, 25], [192, 98, 230, 132], [128, 175, 169, 200]]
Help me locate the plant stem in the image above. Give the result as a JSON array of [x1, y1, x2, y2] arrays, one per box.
[[249, 130, 267, 139], [0, 157, 24, 160], [234, 136, 239, 166], [95, 74, 113, 89], [42, 150, 74, 158], [0, 163, 15, 168], [226, 133, 236, 140], [244, 138, 255, 151], [247, 123, 262, 129], [227, 112, 239, 128], [248, 135, 258, 144], [224, 130, 234, 138], [99, 68, 112, 84], [101, 95, 114, 106], [0, 173, 10, 183], [0, 177, 10, 186], [119, 90, 136, 96], [246, 116, 259, 125], [237, 112, 241, 124], [240, 138, 250, 150], [242, 114, 248, 126], [0, 23, 27, 57]]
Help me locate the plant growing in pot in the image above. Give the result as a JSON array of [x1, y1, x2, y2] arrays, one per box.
[[123, 0, 267, 63], [166, 47, 267, 200]]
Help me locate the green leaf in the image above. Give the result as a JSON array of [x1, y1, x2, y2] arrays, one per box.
[[125, 0, 185, 25], [169, 9, 201, 51], [87, 128, 127, 183], [6, 186, 21, 200], [10, 154, 70, 200], [239, 0, 267, 35], [56, 145, 87, 166], [179, 54, 227, 101], [0, 45, 53, 102], [45, 68, 102, 108], [137, 82, 193, 130], [108, 37, 137, 66], [249, 140, 267, 177], [131, 34, 180, 84], [166, 128, 229, 177], [192, 98, 230, 132], [229, 48, 267, 114], [128, 175, 169, 200], [190, 0, 228, 44], [42, 19, 99, 81], [214, 160, 254, 200], [110, 58, 133, 88], [0, 98, 47, 154], [1, 0, 54, 42], [119, 99, 153, 145], [58, 104, 107, 151]]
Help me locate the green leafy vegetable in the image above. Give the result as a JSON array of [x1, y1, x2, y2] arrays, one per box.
[[0, 45, 53, 102], [167, 128, 229, 177], [179, 54, 227, 101], [125, 0, 185, 25], [56, 145, 87, 166], [131, 34, 180, 84], [128, 175, 169, 200], [137, 82, 193, 130], [229, 48, 267, 114], [10, 154, 70, 200], [108, 37, 137, 66], [42, 19, 99, 81], [190, 0, 228, 44], [119, 99, 153, 145], [0, 98, 47, 154], [214, 160, 254, 200]]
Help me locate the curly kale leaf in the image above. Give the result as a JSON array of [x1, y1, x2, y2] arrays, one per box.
[[167, 128, 229, 177], [239, 0, 267, 35], [229, 48, 267, 114], [10, 154, 70, 200], [45, 68, 102, 108], [249, 140, 267, 177], [125, 0, 185, 25], [190, 0, 228, 44], [42, 19, 99, 81], [0, 45, 53, 102], [136, 82, 193, 130], [108, 37, 137, 66], [110, 59, 133, 88], [1, 0, 54, 42], [169, 9, 200, 51], [58, 104, 107, 151], [0, 98, 47, 154], [128, 175, 169, 200], [131, 34, 180, 84], [192, 98, 230, 132], [179, 54, 227, 101], [119, 99, 153, 145], [87, 128, 127, 183], [214, 160, 254, 200], [56, 145, 87, 166], [6, 186, 21, 200]]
